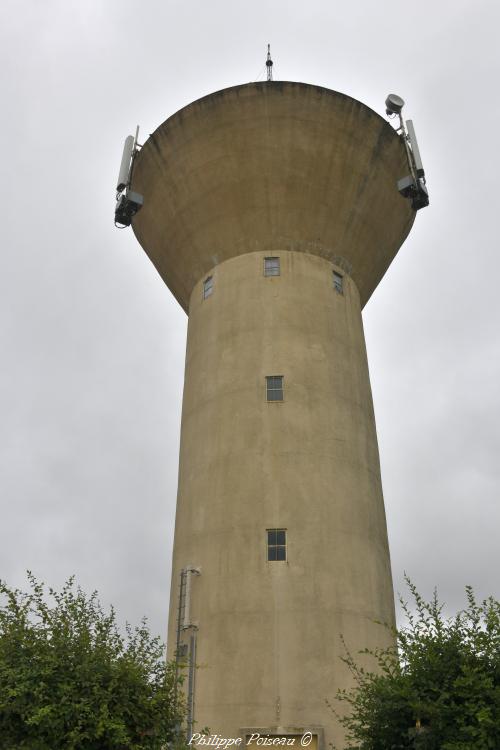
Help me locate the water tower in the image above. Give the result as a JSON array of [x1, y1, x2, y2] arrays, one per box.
[[116, 69, 427, 749]]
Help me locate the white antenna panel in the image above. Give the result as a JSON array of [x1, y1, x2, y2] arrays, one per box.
[[116, 135, 135, 192], [406, 120, 425, 178]]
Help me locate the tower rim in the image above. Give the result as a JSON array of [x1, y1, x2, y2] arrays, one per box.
[[146, 80, 400, 144]]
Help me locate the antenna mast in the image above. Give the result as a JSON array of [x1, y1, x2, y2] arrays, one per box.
[[266, 44, 273, 81]]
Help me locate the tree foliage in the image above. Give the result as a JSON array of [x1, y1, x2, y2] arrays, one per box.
[[0, 573, 184, 749], [333, 578, 500, 750]]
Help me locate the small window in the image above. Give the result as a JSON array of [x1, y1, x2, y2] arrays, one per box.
[[333, 271, 343, 294], [266, 375, 283, 402], [267, 529, 287, 561], [203, 276, 213, 299], [264, 257, 280, 277]]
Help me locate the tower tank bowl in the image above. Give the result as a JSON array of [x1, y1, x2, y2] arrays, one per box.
[[131, 81, 415, 310]]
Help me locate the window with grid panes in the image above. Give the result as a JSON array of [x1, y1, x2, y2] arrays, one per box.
[[203, 276, 213, 299], [267, 529, 287, 561], [333, 271, 343, 294], [266, 375, 283, 401], [264, 257, 280, 276]]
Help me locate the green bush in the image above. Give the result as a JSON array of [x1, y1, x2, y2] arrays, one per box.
[[332, 578, 500, 749], [0, 573, 184, 749]]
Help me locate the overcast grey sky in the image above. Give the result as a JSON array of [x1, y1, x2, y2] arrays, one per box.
[[1, 0, 499, 639]]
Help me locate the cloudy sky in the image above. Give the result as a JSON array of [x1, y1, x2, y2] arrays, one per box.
[[1, 0, 499, 640]]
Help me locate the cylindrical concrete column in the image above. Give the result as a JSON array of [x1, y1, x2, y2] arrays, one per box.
[[167, 250, 394, 745]]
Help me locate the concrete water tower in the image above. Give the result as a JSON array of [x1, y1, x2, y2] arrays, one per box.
[[116, 71, 427, 749]]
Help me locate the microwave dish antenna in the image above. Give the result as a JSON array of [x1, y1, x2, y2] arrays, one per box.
[[386, 93, 429, 211]]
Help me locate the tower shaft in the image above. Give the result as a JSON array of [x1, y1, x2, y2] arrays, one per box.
[[168, 250, 395, 746]]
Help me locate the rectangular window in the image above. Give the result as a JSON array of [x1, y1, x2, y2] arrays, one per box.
[[266, 375, 283, 401], [333, 271, 343, 294], [267, 529, 287, 561], [203, 276, 213, 299], [264, 257, 280, 277]]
